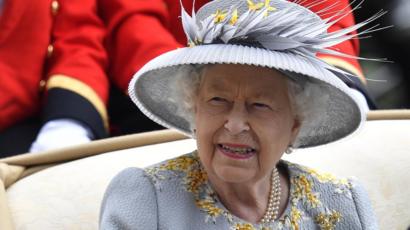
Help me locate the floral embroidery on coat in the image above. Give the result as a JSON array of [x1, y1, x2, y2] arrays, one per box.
[[315, 210, 342, 230], [299, 165, 354, 198], [144, 152, 354, 230], [292, 174, 322, 208]]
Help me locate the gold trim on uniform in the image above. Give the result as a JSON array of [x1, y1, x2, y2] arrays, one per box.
[[46, 75, 108, 130], [51, 0, 60, 16], [319, 56, 366, 84]]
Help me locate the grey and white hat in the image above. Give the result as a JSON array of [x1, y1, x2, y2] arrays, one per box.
[[128, 0, 383, 148]]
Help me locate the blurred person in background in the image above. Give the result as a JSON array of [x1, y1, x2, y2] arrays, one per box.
[[0, 0, 109, 157], [99, 0, 378, 136]]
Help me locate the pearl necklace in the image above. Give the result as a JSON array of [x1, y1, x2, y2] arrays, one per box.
[[259, 167, 281, 224]]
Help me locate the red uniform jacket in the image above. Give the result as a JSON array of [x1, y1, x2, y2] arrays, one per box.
[[100, 0, 366, 93], [0, 0, 109, 138]]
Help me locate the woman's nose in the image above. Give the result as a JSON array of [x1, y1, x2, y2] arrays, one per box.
[[224, 104, 250, 134]]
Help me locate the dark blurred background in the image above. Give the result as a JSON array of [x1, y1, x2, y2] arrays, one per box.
[[354, 0, 410, 109]]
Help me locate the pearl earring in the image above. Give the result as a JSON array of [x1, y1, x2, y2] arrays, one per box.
[[285, 145, 294, 154]]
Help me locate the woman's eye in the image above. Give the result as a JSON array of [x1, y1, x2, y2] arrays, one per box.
[[253, 102, 271, 110], [209, 97, 228, 105]]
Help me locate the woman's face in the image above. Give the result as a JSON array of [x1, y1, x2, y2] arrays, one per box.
[[194, 64, 300, 185]]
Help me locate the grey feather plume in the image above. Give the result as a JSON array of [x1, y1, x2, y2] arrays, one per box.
[[180, 0, 387, 77]]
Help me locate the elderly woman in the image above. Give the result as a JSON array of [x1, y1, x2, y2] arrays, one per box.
[[100, 0, 380, 229]]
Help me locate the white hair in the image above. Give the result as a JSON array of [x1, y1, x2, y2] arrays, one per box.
[[170, 64, 328, 148]]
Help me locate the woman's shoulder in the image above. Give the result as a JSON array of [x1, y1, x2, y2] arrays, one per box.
[[280, 161, 378, 229], [100, 167, 159, 229], [100, 152, 203, 229], [284, 160, 364, 204], [102, 167, 157, 207], [284, 161, 355, 190], [103, 167, 148, 192]]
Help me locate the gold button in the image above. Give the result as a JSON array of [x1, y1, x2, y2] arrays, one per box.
[[51, 0, 59, 16], [39, 80, 46, 92], [47, 44, 54, 57]]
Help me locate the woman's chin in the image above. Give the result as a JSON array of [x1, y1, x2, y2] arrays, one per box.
[[213, 165, 257, 184]]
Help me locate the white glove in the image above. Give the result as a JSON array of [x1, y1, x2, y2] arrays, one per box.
[[30, 119, 94, 153]]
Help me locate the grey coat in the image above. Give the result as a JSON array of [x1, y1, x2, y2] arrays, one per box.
[[100, 152, 378, 230]]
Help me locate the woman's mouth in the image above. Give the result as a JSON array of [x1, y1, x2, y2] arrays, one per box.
[[217, 144, 257, 159]]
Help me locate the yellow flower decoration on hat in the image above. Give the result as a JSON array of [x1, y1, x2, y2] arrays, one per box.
[[263, 0, 276, 16], [212, 9, 228, 23], [247, 0, 276, 13], [264, 0, 276, 12], [230, 9, 239, 25], [247, 0, 264, 11]]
